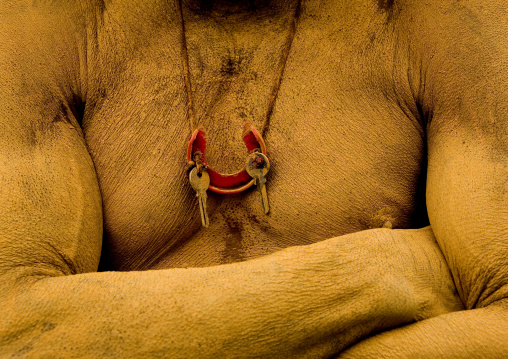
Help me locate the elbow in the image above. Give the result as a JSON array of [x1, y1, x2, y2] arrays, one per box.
[[0, 271, 55, 355], [475, 283, 508, 309], [468, 266, 508, 309]]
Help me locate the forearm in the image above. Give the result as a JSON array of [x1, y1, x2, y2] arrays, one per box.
[[0, 228, 461, 358], [338, 299, 508, 358]]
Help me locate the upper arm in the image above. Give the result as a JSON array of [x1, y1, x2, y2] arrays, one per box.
[[419, 1, 508, 309], [0, 2, 102, 284]]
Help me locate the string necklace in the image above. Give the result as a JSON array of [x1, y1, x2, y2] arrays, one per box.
[[179, 0, 302, 227]]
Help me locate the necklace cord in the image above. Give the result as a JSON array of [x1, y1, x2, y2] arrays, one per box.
[[262, 0, 302, 137], [178, 0, 302, 135], [179, 0, 196, 131]]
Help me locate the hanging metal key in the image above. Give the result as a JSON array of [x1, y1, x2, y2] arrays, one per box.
[[246, 152, 270, 214], [189, 167, 210, 227]]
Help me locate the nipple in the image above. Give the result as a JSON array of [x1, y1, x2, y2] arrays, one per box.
[[382, 220, 393, 229], [370, 207, 397, 229]]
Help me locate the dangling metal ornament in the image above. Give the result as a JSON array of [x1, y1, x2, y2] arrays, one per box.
[[186, 123, 270, 226]]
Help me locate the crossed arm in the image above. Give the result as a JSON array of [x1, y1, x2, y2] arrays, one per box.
[[1, 1, 507, 358], [340, 127, 508, 357], [340, 1, 508, 357]]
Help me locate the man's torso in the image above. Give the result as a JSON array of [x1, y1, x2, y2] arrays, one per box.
[[78, 0, 427, 270]]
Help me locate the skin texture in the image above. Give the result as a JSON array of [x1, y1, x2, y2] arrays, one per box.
[[0, 0, 506, 357]]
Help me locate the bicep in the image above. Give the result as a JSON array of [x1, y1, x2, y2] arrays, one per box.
[[0, 121, 103, 278], [425, 1, 508, 309], [0, 3, 102, 283], [427, 124, 508, 309]]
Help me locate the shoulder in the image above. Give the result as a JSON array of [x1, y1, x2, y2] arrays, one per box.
[[403, 1, 508, 155], [0, 1, 94, 138], [0, 1, 88, 68], [391, 1, 508, 127], [386, 0, 507, 57], [395, 0, 508, 66]]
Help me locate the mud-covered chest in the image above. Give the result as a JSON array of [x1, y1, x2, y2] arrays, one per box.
[[86, 85, 427, 271]]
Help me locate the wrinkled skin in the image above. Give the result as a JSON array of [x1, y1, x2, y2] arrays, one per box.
[[0, 0, 507, 357]]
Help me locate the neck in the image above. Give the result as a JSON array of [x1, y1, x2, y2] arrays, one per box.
[[182, 0, 296, 16]]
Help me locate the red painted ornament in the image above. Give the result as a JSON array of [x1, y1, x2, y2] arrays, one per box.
[[186, 123, 267, 194]]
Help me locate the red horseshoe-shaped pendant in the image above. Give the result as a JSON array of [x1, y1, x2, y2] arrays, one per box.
[[186, 123, 267, 194]]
